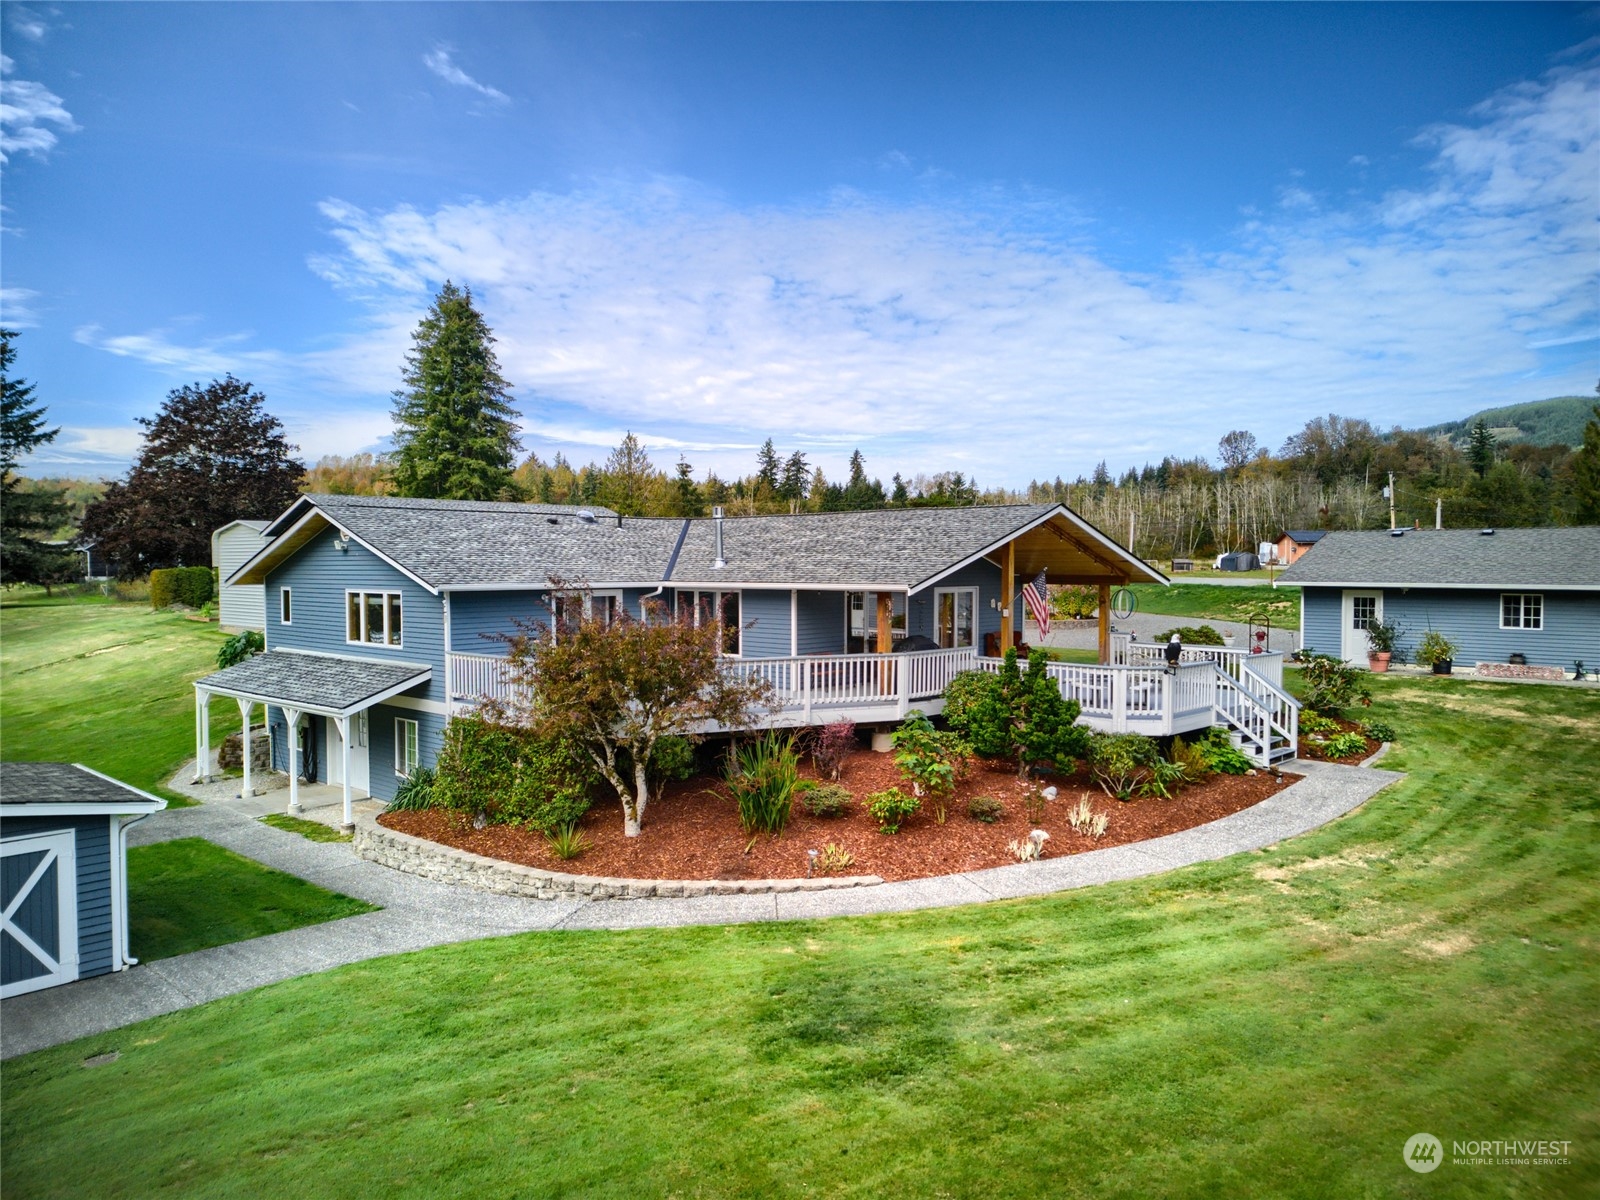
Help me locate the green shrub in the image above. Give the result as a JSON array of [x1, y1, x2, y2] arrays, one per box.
[[967, 795, 1005, 824], [1141, 757, 1188, 799], [150, 566, 214, 609], [113, 577, 150, 603], [727, 734, 799, 836], [817, 843, 855, 874], [865, 787, 920, 834], [1321, 731, 1369, 759], [1088, 732, 1160, 800], [216, 629, 264, 670], [1361, 718, 1398, 743], [1169, 736, 1212, 783], [1296, 650, 1373, 715], [1194, 728, 1254, 775], [891, 711, 967, 820], [1156, 624, 1226, 646], [801, 783, 852, 818], [941, 671, 1012, 758], [388, 765, 436, 812], [544, 822, 593, 861], [1299, 711, 1340, 735], [1413, 630, 1458, 667], [434, 714, 597, 833], [1050, 584, 1099, 620], [941, 650, 1087, 775]]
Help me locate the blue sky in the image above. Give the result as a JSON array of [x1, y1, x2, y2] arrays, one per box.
[[3, 3, 1596, 487]]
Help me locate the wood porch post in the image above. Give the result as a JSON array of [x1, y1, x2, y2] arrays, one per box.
[[877, 592, 894, 694], [1097, 582, 1112, 665], [236, 697, 254, 798], [283, 706, 303, 815], [193, 688, 210, 783], [337, 714, 353, 832], [1001, 541, 1016, 652]]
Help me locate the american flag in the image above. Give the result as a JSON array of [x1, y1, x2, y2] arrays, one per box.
[[1021, 569, 1050, 638]]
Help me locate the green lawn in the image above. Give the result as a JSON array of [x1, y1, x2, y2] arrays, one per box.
[[0, 600, 238, 805], [3, 676, 1596, 1197], [1131, 582, 1300, 630], [260, 812, 354, 843], [127, 838, 377, 961]]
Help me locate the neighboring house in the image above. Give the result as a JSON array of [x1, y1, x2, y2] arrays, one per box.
[[212, 520, 271, 630], [192, 494, 1300, 825], [1271, 530, 1327, 566], [1278, 526, 1600, 669], [0, 763, 166, 999]]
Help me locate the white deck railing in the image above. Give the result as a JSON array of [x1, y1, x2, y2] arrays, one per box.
[[1112, 634, 1285, 689], [975, 656, 1216, 735]]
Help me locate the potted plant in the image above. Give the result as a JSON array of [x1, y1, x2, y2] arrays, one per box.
[[1365, 618, 1402, 673], [1414, 630, 1457, 675]]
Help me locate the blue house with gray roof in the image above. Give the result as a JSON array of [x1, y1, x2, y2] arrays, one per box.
[[195, 494, 1301, 827], [1279, 525, 1600, 672]]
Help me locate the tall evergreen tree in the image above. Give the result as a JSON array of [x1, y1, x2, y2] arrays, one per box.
[[1467, 418, 1496, 479], [754, 439, 781, 496], [0, 330, 74, 588], [671, 458, 705, 518], [778, 451, 809, 512], [890, 472, 909, 507], [80, 376, 304, 575], [1572, 403, 1600, 523], [599, 431, 654, 516], [390, 281, 521, 500]]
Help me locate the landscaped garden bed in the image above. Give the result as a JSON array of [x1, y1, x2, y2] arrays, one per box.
[[379, 748, 1297, 884]]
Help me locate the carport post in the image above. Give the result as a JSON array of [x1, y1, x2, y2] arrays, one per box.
[[282, 706, 303, 815], [193, 688, 211, 783], [337, 713, 353, 832], [236, 697, 255, 798]]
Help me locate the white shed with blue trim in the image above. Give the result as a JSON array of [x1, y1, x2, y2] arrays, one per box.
[[1, 764, 166, 999]]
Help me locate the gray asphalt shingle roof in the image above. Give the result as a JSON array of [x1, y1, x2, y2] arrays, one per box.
[[0, 763, 164, 809], [197, 650, 432, 714], [1277, 526, 1600, 589]]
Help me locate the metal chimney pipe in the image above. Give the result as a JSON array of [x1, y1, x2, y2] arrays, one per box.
[[712, 505, 726, 570]]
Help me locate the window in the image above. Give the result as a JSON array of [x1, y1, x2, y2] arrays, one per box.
[[395, 718, 419, 777], [1501, 593, 1543, 630], [847, 592, 907, 653], [550, 591, 623, 640], [346, 590, 402, 647], [1351, 595, 1378, 631], [280, 587, 292, 624], [679, 590, 741, 655], [935, 588, 977, 650]]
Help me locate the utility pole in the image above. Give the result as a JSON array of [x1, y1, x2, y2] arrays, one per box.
[[1435, 497, 1443, 530], [1387, 472, 1396, 530]]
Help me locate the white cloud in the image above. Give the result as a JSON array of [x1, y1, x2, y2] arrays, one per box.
[[0, 53, 77, 161], [422, 44, 509, 106], [78, 51, 1600, 485], [0, 286, 41, 327], [6, 6, 47, 42]]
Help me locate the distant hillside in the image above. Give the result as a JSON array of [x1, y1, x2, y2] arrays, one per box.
[[1419, 395, 1596, 450]]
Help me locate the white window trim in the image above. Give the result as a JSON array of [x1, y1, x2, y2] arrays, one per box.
[[550, 589, 625, 641], [933, 587, 979, 650], [346, 589, 403, 649], [679, 589, 743, 656], [395, 717, 419, 778], [845, 591, 908, 652], [1499, 592, 1544, 631], [280, 587, 292, 625]]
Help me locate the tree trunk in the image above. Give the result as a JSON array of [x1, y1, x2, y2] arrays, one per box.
[[633, 759, 652, 834]]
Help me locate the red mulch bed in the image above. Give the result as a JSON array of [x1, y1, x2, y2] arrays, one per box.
[[379, 749, 1300, 884], [1298, 716, 1381, 765]]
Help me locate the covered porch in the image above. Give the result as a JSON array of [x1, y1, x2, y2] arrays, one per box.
[[193, 650, 432, 831]]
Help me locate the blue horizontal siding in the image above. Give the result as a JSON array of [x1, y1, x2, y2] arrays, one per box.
[[741, 589, 792, 658], [908, 560, 1002, 645], [1302, 589, 1343, 659], [368, 703, 448, 802], [266, 527, 445, 704], [1, 815, 115, 980], [1383, 588, 1599, 669], [450, 591, 551, 654], [795, 591, 844, 654]]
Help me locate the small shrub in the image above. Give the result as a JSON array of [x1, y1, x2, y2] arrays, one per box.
[[435, 714, 598, 834], [1297, 650, 1373, 715], [1141, 757, 1187, 799], [1321, 731, 1369, 759], [817, 843, 855, 874], [544, 822, 593, 861], [727, 734, 800, 836], [1194, 727, 1255, 775], [1066, 795, 1109, 839], [1360, 718, 1397, 743], [388, 765, 436, 812], [1169, 736, 1213, 783], [1156, 624, 1226, 646], [866, 787, 920, 834], [891, 711, 967, 822], [650, 735, 697, 784], [1299, 711, 1340, 735], [940, 670, 1012, 759], [1007, 830, 1050, 861], [200, 600, 215, 620], [113, 577, 150, 603], [967, 795, 1005, 824], [1413, 630, 1458, 667], [1088, 732, 1159, 800], [801, 783, 853, 818], [807, 721, 856, 781], [1023, 784, 1056, 824], [216, 629, 265, 669]]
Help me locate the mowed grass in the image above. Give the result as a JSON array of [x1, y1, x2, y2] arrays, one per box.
[[127, 837, 376, 961], [3, 676, 1596, 1197], [0, 601, 239, 805], [1131, 582, 1300, 629]]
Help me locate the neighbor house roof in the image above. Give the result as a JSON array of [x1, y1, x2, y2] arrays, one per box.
[[1278, 530, 1327, 545], [195, 649, 432, 716], [229, 495, 1168, 592], [0, 763, 167, 815], [1276, 526, 1600, 590]]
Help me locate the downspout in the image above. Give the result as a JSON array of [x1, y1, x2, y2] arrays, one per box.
[[113, 812, 153, 968], [642, 519, 692, 610]]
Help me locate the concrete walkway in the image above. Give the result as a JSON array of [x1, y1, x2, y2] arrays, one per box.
[[0, 758, 1400, 1060]]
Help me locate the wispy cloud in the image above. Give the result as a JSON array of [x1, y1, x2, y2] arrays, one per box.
[[78, 52, 1599, 484], [0, 286, 41, 327], [422, 44, 509, 106], [0, 53, 78, 162], [5, 5, 47, 42]]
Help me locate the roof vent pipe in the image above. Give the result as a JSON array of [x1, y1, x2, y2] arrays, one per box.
[[712, 505, 726, 570]]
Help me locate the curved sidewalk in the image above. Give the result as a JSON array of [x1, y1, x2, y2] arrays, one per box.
[[0, 758, 1399, 1060]]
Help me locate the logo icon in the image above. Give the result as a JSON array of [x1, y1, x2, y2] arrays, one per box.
[[1404, 1133, 1443, 1173]]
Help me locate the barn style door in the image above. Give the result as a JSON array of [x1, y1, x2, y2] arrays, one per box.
[[1, 831, 79, 999]]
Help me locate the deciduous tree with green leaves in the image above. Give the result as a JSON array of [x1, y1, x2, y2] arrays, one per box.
[[390, 281, 521, 500]]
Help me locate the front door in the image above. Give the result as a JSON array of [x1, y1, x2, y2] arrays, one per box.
[[2, 831, 79, 999], [327, 713, 371, 795], [1341, 591, 1383, 666]]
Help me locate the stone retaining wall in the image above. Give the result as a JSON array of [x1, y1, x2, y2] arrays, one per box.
[[1475, 662, 1567, 681], [354, 813, 885, 901]]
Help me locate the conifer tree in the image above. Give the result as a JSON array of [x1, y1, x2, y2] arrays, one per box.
[[390, 281, 521, 500], [0, 330, 73, 587], [1573, 403, 1600, 523], [1467, 418, 1496, 479]]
